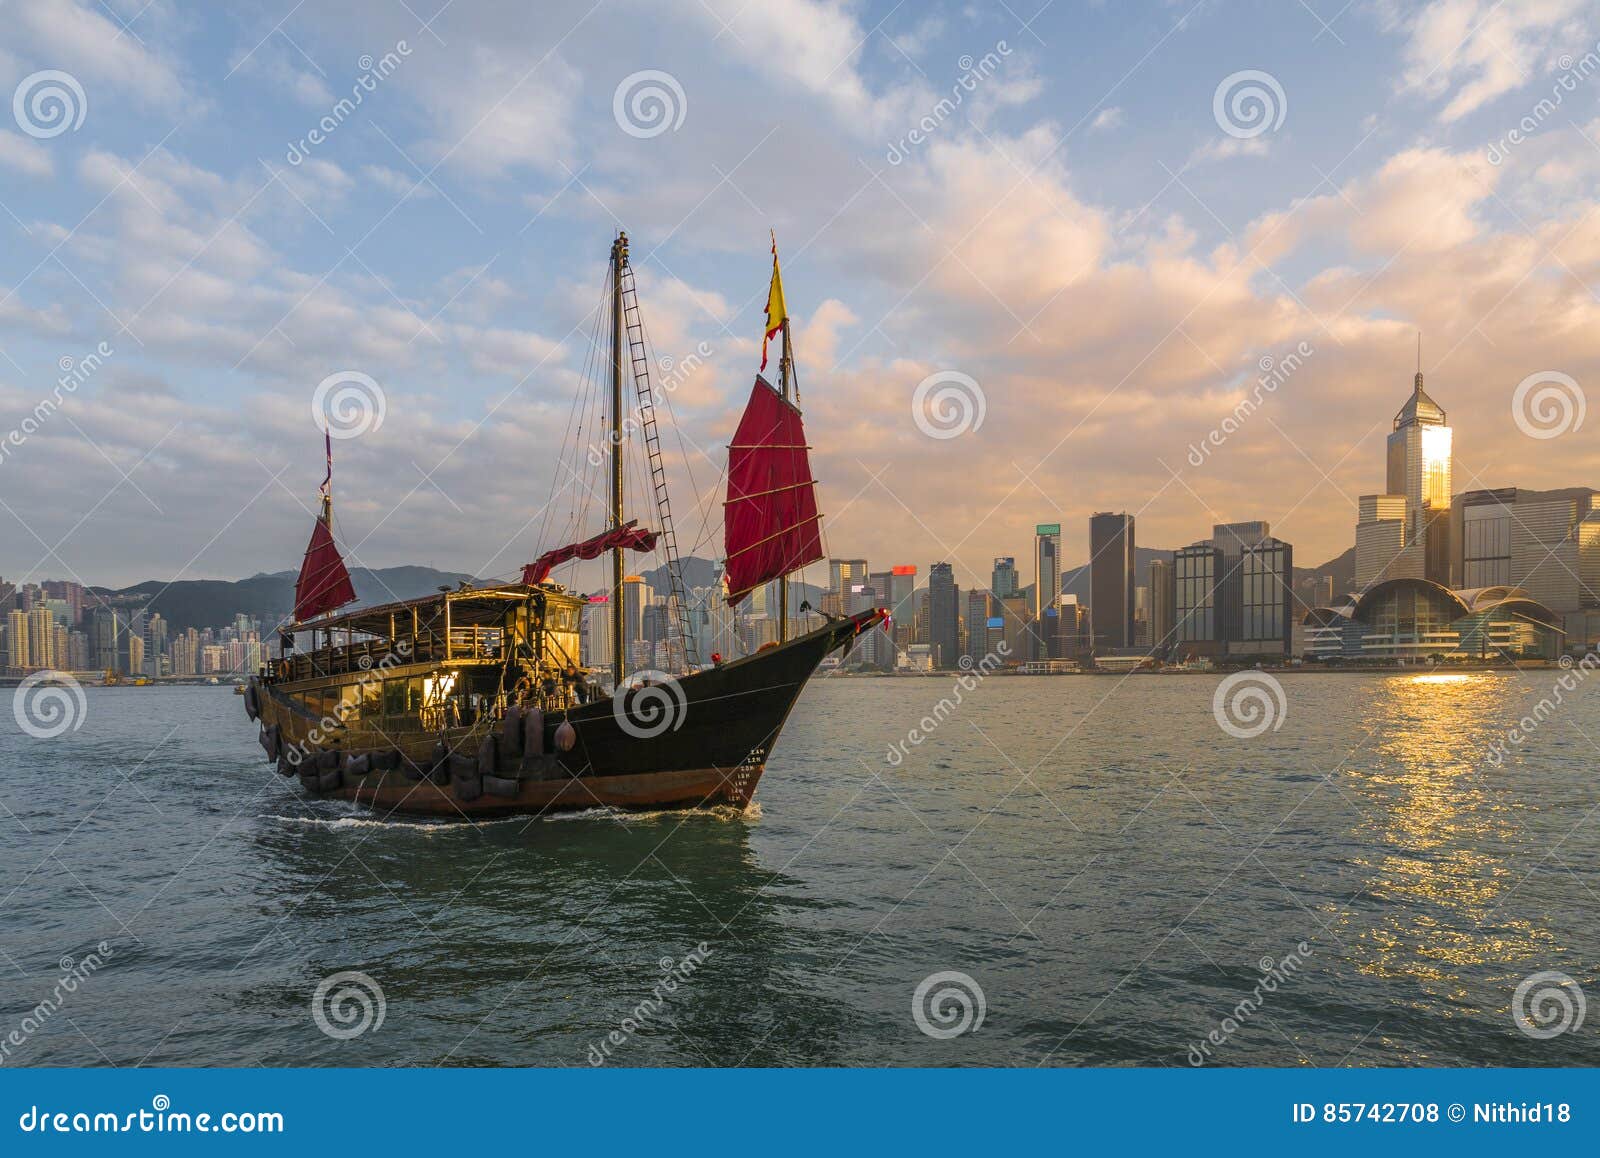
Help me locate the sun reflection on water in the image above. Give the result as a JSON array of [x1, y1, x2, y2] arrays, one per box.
[[1332, 673, 1556, 1016]]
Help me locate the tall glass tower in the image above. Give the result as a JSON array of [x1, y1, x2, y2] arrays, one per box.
[[1387, 367, 1453, 584]]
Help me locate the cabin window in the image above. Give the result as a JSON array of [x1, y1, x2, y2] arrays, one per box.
[[335, 684, 363, 722], [383, 679, 407, 717]]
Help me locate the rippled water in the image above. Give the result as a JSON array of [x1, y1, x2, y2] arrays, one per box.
[[2, 671, 1597, 1067]]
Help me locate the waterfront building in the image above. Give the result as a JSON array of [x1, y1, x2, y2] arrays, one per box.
[[1148, 559, 1175, 656], [1453, 487, 1600, 646], [1211, 521, 1269, 646], [27, 607, 55, 669], [1057, 595, 1092, 661], [6, 608, 29, 670], [928, 562, 960, 669], [1173, 542, 1223, 657], [1238, 537, 1294, 656], [1089, 512, 1135, 650], [1302, 579, 1562, 661]]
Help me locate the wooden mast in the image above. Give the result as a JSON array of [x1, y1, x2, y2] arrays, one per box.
[[777, 317, 793, 642], [610, 233, 628, 687]]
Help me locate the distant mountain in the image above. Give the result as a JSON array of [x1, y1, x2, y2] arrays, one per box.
[[95, 566, 480, 634], [1297, 546, 1355, 597]]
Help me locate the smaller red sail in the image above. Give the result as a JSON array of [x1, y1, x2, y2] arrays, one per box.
[[724, 376, 822, 605], [295, 517, 356, 622], [522, 520, 658, 585]]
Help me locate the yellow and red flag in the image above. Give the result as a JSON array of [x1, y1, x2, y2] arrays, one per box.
[[760, 231, 787, 371]]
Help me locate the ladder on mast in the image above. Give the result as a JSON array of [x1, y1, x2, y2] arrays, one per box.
[[618, 264, 698, 670]]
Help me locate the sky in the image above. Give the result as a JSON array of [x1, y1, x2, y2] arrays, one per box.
[[1, 0, 1599, 596]]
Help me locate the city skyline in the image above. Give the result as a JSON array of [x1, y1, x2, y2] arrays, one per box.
[[1, 4, 1598, 591]]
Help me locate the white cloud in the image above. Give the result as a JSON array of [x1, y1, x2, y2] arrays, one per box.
[[1393, 0, 1584, 122], [0, 129, 54, 178]]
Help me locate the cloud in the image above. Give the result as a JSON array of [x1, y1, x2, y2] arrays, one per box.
[[0, 129, 53, 178], [1089, 107, 1124, 132], [9, 0, 188, 111], [1393, 0, 1585, 122]]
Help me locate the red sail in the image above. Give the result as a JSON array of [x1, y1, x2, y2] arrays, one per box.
[[724, 376, 822, 605], [295, 517, 356, 622], [522, 520, 658, 585]]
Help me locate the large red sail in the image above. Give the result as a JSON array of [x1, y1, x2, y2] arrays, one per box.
[[295, 517, 356, 622], [724, 375, 822, 605]]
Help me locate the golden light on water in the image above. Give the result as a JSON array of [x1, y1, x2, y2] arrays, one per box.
[[1331, 673, 1555, 1028]]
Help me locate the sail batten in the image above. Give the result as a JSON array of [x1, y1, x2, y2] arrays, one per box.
[[723, 375, 822, 606]]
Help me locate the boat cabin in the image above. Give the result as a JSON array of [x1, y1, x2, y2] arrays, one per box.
[[263, 583, 593, 733]]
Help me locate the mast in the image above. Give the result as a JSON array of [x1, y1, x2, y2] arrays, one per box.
[[777, 318, 793, 641], [610, 233, 627, 687]]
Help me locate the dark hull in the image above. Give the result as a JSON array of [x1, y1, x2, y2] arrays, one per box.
[[252, 611, 879, 817]]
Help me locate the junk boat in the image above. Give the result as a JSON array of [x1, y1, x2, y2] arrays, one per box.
[[243, 232, 884, 816]]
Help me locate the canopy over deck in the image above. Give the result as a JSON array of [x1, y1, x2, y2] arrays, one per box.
[[288, 582, 576, 638]]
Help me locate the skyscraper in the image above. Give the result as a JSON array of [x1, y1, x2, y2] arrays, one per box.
[[886, 565, 917, 647], [1148, 558, 1175, 656], [990, 557, 1018, 600], [1173, 542, 1223, 657], [1089, 512, 1135, 650], [829, 558, 868, 600], [1211, 521, 1270, 646], [1358, 362, 1453, 588], [1240, 537, 1294, 656], [1033, 524, 1061, 620], [621, 575, 650, 646], [1355, 494, 1414, 589], [928, 562, 960, 669], [6, 608, 29, 670]]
